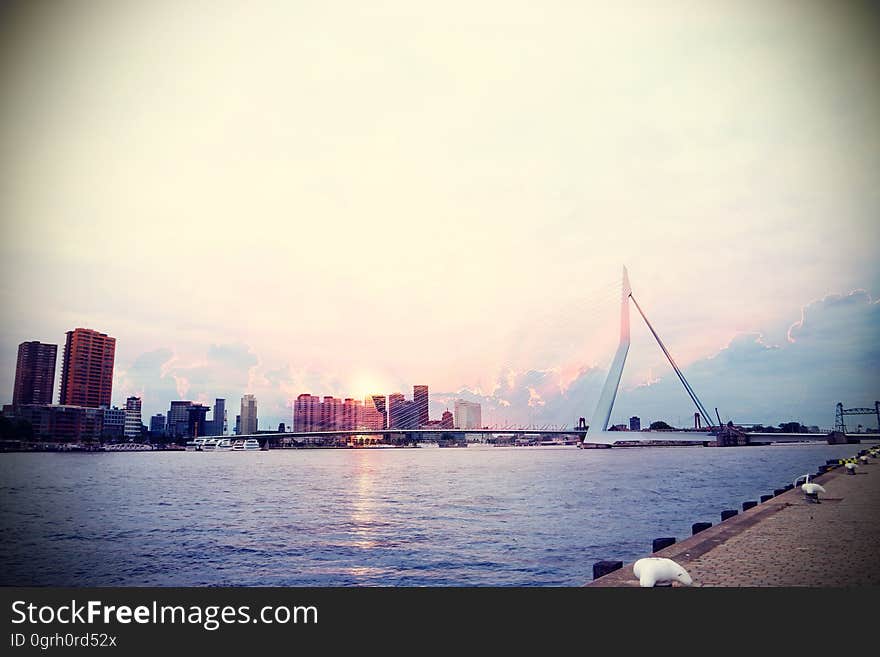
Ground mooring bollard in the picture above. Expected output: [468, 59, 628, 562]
[720, 509, 738, 521]
[593, 560, 623, 580]
[692, 522, 712, 535]
[760, 494, 773, 503]
[652, 537, 676, 553]
[742, 500, 757, 511]
[773, 488, 785, 496]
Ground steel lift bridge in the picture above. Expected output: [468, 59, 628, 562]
[584, 267, 718, 444]
[834, 401, 880, 434]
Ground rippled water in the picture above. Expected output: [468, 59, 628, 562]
[0, 443, 866, 586]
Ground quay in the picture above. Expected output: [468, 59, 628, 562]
[587, 451, 880, 587]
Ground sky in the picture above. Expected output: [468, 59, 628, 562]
[1, 0, 878, 430]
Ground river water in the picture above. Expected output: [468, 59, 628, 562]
[0, 443, 866, 586]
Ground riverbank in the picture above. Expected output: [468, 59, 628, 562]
[587, 448, 880, 586]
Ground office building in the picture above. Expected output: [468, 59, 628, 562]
[187, 404, 210, 438]
[240, 395, 257, 435]
[149, 413, 166, 436]
[13, 341, 57, 406]
[212, 398, 227, 436]
[413, 385, 429, 426]
[167, 401, 193, 438]
[59, 328, 116, 408]
[14, 404, 102, 442]
[454, 399, 482, 429]
[124, 396, 142, 438]
[441, 410, 454, 429]
[100, 405, 126, 439]
[370, 394, 387, 429]
[629, 416, 641, 431]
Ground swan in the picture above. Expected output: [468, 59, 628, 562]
[795, 474, 826, 501]
[632, 557, 693, 587]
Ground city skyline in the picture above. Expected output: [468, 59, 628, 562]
[1, 2, 878, 430]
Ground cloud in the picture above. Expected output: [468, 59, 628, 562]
[434, 289, 880, 430]
[615, 290, 880, 428]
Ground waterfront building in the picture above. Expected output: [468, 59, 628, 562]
[454, 399, 482, 429]
[294, 394, 320, 432]
[58, 328, 116, 408]
[370, 394, 387, 429]
[413, 385, 429, 426]
[293, 393, 384, 432]
[321, 396, 340, 431]
[388, 393, 419, 429]
[240, 394, 257, 435]
[100, 405, 125, 439]
[124, 396, 142, 439]
[149, 413, 166, 436]
[13, 341, 57, 406]
[630, 416, 641, 432]
[388, 393, 405, 429]
[362, 395, 383, 430]
[441, 409, 454, 429]
[167, 401, 193, 438]
[234, 414, 241, 435]
[186, 404, 210, 438]
[212, 398, 227, 436]
[14, 404, 102, 441]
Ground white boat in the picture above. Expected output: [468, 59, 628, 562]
[185, 437, 209, 451]
[232, 439, 262, 451]
[214, 438, 234, 451]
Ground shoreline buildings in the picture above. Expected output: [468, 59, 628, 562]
[59, 328, 116, 408]
[293, 386, 430, 432]
[454, 399, 482, 429]
[240, 394, 257, 435]
[293, 394, 384, 432]
[13, 341, 57, 406]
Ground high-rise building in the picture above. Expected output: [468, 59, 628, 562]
[629, 416, 641, 431]
[413, 385, 429, 426]
[362, 395, 383, 430]
[167, 401, 193, 438]
[59, 328, 116, 408]
[441, 410, 454, 429]
[124, 396, 142, 439]
[240, 394, 257, 435]
[387, 393, 405, 429]
[454, 399, 482, 429]
[187, 404, 209, 438]
[212, 398, 227, 436]
[13, 341, 57, 406]
[234, 414, 241, 435]
[370, 394, 387, 429]
[149, 413, 166, 436]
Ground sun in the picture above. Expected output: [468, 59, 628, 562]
[350, 372, 389, 400]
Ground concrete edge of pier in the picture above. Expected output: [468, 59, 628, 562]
[586, 452, 880, 587]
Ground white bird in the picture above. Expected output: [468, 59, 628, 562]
[632, 557, 693, 588]
[794, 474, 826, 502]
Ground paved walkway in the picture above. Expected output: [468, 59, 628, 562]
[588, 453, 880, 587]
